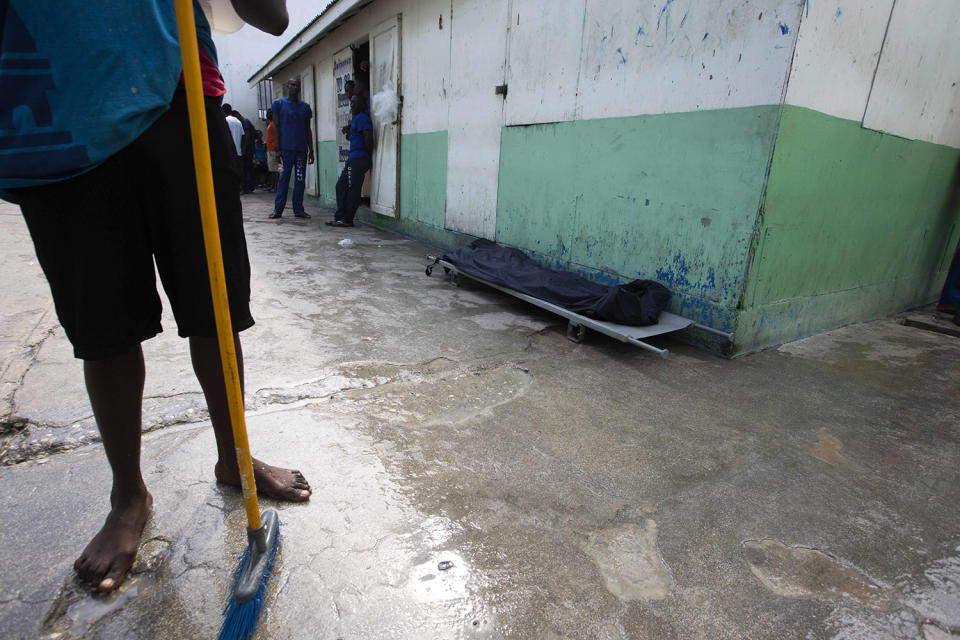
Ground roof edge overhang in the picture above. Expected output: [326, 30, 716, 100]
[247, 0, 373, 84]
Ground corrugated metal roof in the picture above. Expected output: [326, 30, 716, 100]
[247, 0, 373, 84]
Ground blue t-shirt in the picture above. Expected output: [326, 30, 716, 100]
[0, 1, 216, 198]
[348, 112, 373, 159]
[270, 97, 312, 152]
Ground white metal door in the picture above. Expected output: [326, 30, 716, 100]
[504, 0, 584, 125]
[445, 0, 508, 239]
[300, 66, 317, 196]
[369, 15, 401, 218]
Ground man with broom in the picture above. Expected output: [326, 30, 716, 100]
[0, 0, 310, 596]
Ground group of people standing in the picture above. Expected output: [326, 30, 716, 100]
[262, 77, 374, 226]
[218, 76, 375, 225]
[223, 105, 271, 194]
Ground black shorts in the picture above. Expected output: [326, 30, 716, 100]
[12, 89, 254, 360]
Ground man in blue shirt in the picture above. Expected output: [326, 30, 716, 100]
[0, 0, 311, 593]
[270, 78, 313, 219]
[327, 94, 373, 228]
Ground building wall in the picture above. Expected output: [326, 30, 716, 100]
[264, 0, 959, 355]
[735, 0, 960, 354]
[272, 0, 803, 336]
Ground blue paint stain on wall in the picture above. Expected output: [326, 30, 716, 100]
[805, 0, 810, 18]
[657, 0, 676, 37]
[702, 32, 709, 40]
[835, 8, 842, 17]
[778, 22, 790, 34]
[616, 47, 627, 64]
[680, 12, 688, 27]
[634, 25, 645, 45]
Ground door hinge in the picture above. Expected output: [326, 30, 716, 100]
[495, 84, 508, 98]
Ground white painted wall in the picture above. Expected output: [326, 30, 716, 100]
[785, 0, 960, 149]
[862, 0, 960, 148]
[785, 0, 894, 122]
[577, 0, 802, 119]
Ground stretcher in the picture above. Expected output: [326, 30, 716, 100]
[426, 256, 733, 358]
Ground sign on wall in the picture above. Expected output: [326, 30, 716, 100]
[333, 46, 354, 174]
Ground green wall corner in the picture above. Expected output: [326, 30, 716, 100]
[736, 105, 960, 354]
[495, 106, 781, 333]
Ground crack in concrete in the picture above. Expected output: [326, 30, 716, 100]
[1, 306, 56, 424]
[1, 353, 532, 467]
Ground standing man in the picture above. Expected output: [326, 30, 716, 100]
[0, 0, 311, 593]
[270, 78, 313, 219]
[327, 94, 372, 228]
[223, 104, 244, 168]
[265, 109, 279, 192]
[233, 109, 257, 194]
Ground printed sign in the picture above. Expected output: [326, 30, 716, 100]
[333, 47, 353, 172]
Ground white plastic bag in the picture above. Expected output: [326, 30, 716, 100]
[197, 0, 245, 34]
[371, 84, 399, 124]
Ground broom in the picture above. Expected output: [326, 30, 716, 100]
[172, 2, 280, 638]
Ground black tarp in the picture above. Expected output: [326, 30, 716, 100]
[440, 239, 670, 326]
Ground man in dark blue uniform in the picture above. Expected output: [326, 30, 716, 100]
[327, 94, 373, 228]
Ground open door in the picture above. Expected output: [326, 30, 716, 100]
[300, 65, 318, 197]
[368, 15, 400, 218]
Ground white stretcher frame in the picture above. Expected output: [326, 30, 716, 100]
[426, 257, 734, 358]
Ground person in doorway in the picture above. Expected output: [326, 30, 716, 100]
[270, 78, 313, 219]
[265, 109, 279, 192]
[0, 0, 310, 594]
[222, 103, 244, 169]
[233, 109, 257, 193]
[327, 94, 372, 228]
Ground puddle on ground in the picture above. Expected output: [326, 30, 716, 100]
[408, 552, 470, 604]
[798, 428, 849, 466]
[580, 521, 674, 601]
[742, 539, 894, 610]
[41, 538, 170, 638]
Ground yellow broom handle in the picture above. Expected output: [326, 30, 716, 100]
[174, 0, 261, 531]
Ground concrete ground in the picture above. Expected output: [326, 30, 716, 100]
[0, 193, 958, 640]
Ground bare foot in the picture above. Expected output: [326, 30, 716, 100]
[215, 458, 311, 502]
[74, 490, 153, 592]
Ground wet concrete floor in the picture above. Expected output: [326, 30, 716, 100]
[0, 194, 958, 639]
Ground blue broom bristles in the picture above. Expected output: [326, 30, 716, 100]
[218, 529, 281, 640]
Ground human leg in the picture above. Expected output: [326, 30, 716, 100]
[334, 163, 349, 219]
[291, 151, 307, 214]
[273, 150, 294, 215]
[147, 92, 310, 503]
[13, 129, 163, 593]
[190, 335, 311, 501]
[76, 347, 153, 592]
[341, 156, 371, 224]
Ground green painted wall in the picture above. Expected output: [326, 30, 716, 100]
[400, 131, 448, 227]
[359, 130, 460, 248]
[495, 107, 781, 333]
[316, 140, 339, 207]
[737, 105, 960, 354]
